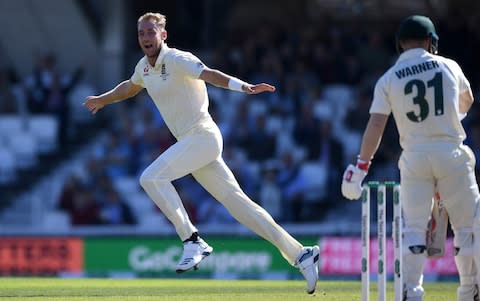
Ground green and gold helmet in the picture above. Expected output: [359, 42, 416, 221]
[396, 15, 439, 54]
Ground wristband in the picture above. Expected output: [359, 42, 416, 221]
[228, 77, 247, 92]
[356, 158, 370, 171]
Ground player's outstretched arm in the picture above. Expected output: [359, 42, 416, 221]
[83, 80, 143, 114]
[199, 68, 275, 95]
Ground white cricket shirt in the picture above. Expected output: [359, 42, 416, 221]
[370, 48, 471, 151]
[131, 44, 211, 138]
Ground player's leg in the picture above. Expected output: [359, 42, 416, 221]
[139, 126, 222, 271]
[439, 206, 476, 301]
[435, 145, 480, 301]
[453, 230, 478, 301]
[192, 157, 302, 262]
[192, 158, 319, 294]
[399, 152, 435, 301]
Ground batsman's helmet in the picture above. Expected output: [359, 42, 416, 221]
[396, 15, 439, 54]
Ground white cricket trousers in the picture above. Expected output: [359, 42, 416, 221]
[399, 144, 480, 299]
[139, 120, 302, 264]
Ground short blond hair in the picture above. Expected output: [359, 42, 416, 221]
[138, 12, 166, 29]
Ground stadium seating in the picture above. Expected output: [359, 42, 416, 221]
[7, 130, 38, 169]
[28, 115, 59, 154]
[0, 148, 16, 184]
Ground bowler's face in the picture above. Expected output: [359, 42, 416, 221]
[138, 19, 166, 60]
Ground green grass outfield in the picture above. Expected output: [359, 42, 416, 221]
[0, 278, 457, 300]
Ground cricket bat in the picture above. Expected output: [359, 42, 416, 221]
[426, 192, 449, 258]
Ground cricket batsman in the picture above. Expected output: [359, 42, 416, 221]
[341, 15, 480, 301]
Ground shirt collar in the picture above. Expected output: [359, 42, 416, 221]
[153, 43, 170, 66]
[396, 48, 429, 63]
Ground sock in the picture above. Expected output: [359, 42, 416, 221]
[183, 232, 199, 243]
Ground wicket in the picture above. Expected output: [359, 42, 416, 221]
[361, 181, 403, 301]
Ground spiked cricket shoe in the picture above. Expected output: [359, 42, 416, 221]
[295, 245, 320, 294]
[176, 238, 213, 273]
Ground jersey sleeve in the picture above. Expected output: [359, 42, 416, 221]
[456, 65, 470, 94]
[369, 74, 391, 115]
[173, 51, 207, 79]
[130, 60, 145, 87]
[445, 58, 470, 94]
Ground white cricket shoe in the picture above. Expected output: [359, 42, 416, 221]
[175, 238, 213, 273]
[295, 245, 320, 294]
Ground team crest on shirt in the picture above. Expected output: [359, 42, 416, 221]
[143, 65, 150, 76]
[160, 63, 169, 80]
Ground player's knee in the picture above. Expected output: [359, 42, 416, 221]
[454, 228, 473, 256]
[473, 215, 480, 234]
[406, 245, 426, 254]
[139, 161, 174, 189]
[403, 230, 426, 255]
[472, 222, 480, 255]
[139, 172, 153, 189]
[139, 170, 170, 189]
[457, 283, 478, 301]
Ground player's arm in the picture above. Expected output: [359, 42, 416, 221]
[199, 67, 275, 94]
[341, 113, 389, 200]
[459, 88, 474, 115]
[84, 80, 143, 114]
[358, 113, 389, 162]
[454, 59, 474, 118]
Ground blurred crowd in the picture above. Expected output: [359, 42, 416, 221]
[0, 54, 83, 148]
[2, 16, 480, 226]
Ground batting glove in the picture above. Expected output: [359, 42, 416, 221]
[341, 159, 370, 200]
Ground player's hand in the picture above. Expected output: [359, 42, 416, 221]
[83, 96, 105, 115]
[243, 83, 276, 94]
[341, 160, 369, 200]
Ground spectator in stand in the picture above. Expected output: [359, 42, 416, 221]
[58, 174, 82, 211]
[237, 114, 277, 162]
[275, 79, 299, 117]
[58, 175, 102, 225]
[99, 187, 136, 225]
[98, 131, 132, 180]
[343, 54, 365, 86]
[45, 72, 71, 147]
[259, 162, 283, 221]
[357, 32, 392, 76]
[0, 69, 20, 113]
[312, 120, 344, 210]
[344, 87, 372, 134]
[293, 100, 320, 160]
[24, 53, 83, 148]
[276, 148, 303, 221]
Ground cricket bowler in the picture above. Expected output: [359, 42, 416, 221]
[83, 12, 320, 294]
